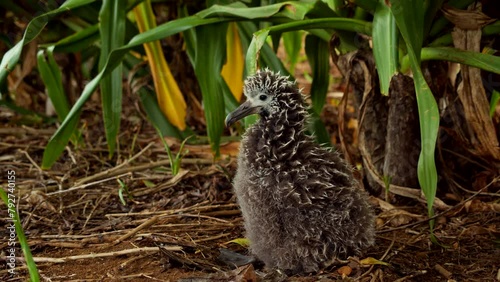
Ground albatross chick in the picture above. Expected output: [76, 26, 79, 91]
[225, 69, 375, 275]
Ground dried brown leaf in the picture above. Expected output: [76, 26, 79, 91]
[443, 4, 496, 30]
[451, 7, 500, 160]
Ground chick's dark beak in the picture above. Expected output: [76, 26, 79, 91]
[225, 100, 259, 127]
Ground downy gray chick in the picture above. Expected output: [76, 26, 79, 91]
[225, 69, 375, 275]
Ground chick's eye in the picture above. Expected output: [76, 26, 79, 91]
[259, 94, 267, 101]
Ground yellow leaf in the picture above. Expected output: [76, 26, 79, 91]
[359, 257, 391, 266]
[133, 0, 186, 130]
[221, 22, 244, 102]
[224, 238, 250, 247]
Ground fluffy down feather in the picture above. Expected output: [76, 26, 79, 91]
[229, 69, 375, 274]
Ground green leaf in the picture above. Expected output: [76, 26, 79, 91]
[0, 0, 96, 91]
[0, 188, 40, 281]
[283, 31, 303, 73]
[246, 29, 271, 75]
[360, 257, 391, 266]
[490, 90, 500, 118]
[306, 0, 360, 53]
[352, 0, 378, 13]
[194, 23, 228, 157]
[246, 18, 372, 75]
[429, 21, 500, 47]
[197, 1, 315, 20]
[423, 0, 445, 38]
[37, 47, 81, 168]
[238, 21, 289, 77]
[51, 24, 100, 53]
[42, 14, 225, 168]
[305, 35, 330, 115]
[37, 46, 69, 120]
[326, 0, 348, 16]
[309, 112, 331, 146]
[305, 34, 331, 145]
[372, 1, 398, 95]
[99, 0, 126, 156]
[401, 47, 500, 74]
[179, 5, 197, 65]
[390, 0, 439, 222]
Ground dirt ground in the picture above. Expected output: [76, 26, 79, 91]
[1, 57, 500, 281]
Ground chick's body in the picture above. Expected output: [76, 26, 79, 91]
[228, 70, 375, 274]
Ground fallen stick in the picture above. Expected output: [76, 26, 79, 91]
[21, 246, 182, 263]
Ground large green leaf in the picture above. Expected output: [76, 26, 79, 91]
[194, 23, 228, 157]
[0, 0, 96, 92]
[42, 15, 226, 168]
[197, 1, 315, 20]
[429, 21, 500, 47]
[179, 5, 197, 65]
[246, 18, 372, 75]
[372, 1, 398, 95]
[401, 47, 500, 74]
[51, 24, 100, 53]
[423, 0, 446, 38]
[237, 21, 289, 77]
[283, 31, 303, 73]
[99, 0, 126, 156]
[38, 46, 81, 168]
[390, 0, 439, 223]
[305, 34, 331, 145]
[305, 35, 330, 115]
[37, 46, 70, 120]
[352, 0, 378, 13]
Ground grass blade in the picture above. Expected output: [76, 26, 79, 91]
[0, 188, 40, 281]
[372, 1, 398, 95]
[99, 0, 126, 156]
